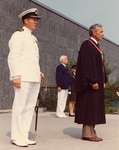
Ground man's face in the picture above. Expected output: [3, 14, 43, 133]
[63, 57, 68, 65]
[24, 17, 39, 31]
[93, 27, 104, 41]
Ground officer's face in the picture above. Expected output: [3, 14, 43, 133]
[24, 18, 39, 31]
[93, 27, 104, 42]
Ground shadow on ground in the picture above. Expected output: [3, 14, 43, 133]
[63, 127, 82, 139]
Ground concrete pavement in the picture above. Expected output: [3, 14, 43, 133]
[0, 112, 119, 150]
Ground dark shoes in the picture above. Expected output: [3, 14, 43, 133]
[82, 136, 103, 142]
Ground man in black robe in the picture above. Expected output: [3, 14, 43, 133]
[75, 24, 107, 142]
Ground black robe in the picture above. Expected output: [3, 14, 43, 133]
[75, 39, 107, 125]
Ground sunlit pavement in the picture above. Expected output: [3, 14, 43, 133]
[0, 112, 119, 150]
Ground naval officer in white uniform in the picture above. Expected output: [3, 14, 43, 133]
[8, 8, 44, 147]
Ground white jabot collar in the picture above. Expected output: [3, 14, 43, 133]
[61, 63, 66, 67]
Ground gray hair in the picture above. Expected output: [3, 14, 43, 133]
[89, 24, 103, 36]
[59, 55, 68, 63]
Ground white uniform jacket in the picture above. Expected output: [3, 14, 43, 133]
[8, 26, 41, 82]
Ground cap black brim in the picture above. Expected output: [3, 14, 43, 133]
[30, 15, 42, 19]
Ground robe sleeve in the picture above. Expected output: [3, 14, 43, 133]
[76, 41, 99, 92]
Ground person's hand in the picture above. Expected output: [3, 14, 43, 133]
[12, 78, 21, 88]
[104, 83, 106, 88]
[92, 83, 99, 90]
[58, 87, 62, 92]
[116, 91, 119, 97]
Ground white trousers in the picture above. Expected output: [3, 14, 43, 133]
[56, 89, 68, 116]
[11, 82, 40, 142]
